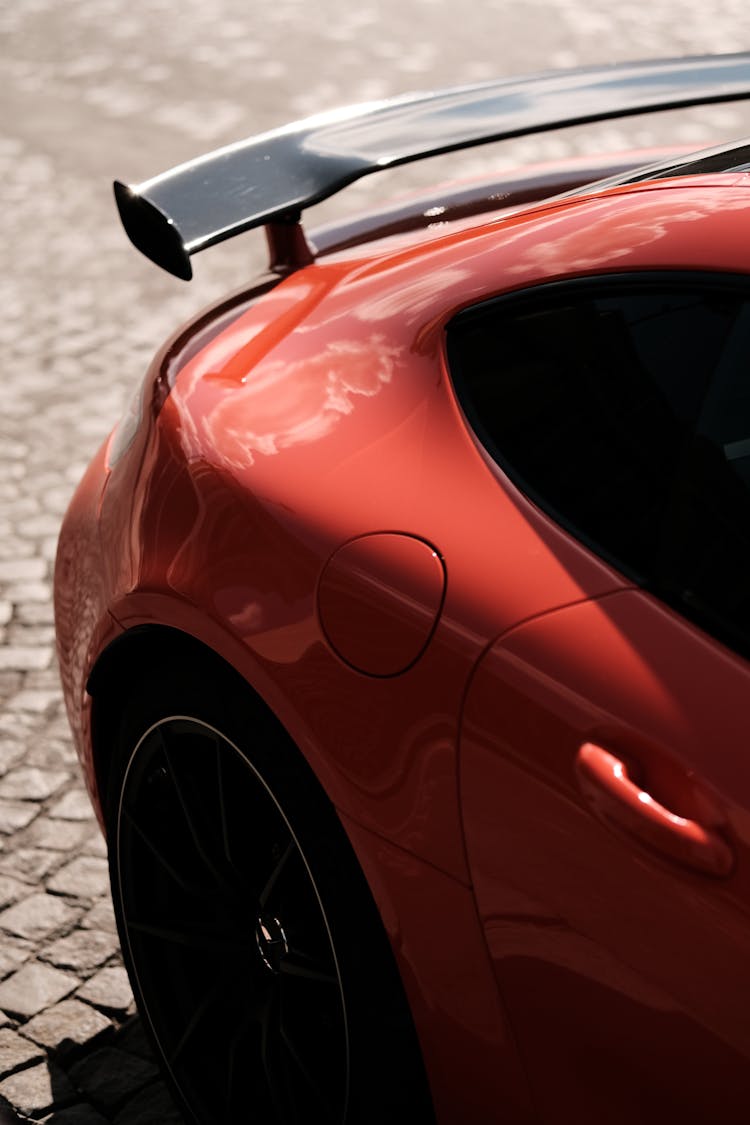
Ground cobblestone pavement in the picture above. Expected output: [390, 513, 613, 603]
[3, 1, 750, 1120]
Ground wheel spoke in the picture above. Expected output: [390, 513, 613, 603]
[280, 1023, 339, 1122]
[168, 983, 221, 1068]
[127, 918, 246, 955]
[286, 942, 329, 966]
[215, 737, 240, 879]
[261, 994, 297, 1123]
[259, 838, 295, 909]
[224, 1008, 257, 1122]
[121, 807, 205, 897]
[279, 957, 337, 986]
[159, 735, 235, 894]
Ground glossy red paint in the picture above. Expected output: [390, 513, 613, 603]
[55, 172, 750, 1121]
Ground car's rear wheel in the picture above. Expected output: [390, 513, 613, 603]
[106, 668, 433, 1125]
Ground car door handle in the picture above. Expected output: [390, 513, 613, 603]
[576, 742, 733, 877]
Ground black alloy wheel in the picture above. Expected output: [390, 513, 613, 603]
[116, 716, 348, 1124]
[107, 665, 434, 1125]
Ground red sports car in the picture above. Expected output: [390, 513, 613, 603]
[55, 54, 750, 1124]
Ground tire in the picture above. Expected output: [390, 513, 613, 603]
[105, 664, 434, 1125]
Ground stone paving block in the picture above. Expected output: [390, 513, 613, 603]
[41, 930, 120, 974]
[21, 819, 91, 852]
[0, 717, 36, 743]
[22, 999, 112, 1055]
[0, 744, 24, 776]
[0, 560, 46, 583]
[0, 893, 80, 942]
[0, 497, 37, 521]
[0, 1029, 44, 1079]
[42, 720, 76, 744]
[24, 636, 55, 664]
[80, 901, 117, 936]
[0, 540, 32, 565]
[17, 515, 60, 539]
[47, 858, 109, 900]
[0, 768, 69, 802]
[0, 938, 32, 983]
[4, 584, 52, 606]
[0, 801, 38, 835]
[68, 1049, 157, 1114]
[47, 791, 96, 823]
[0, 963, 79, 1019]
[15, 603, 54, 626]
[81, 834, 107, 859]
[0, 1061, 75, 1118]
[0, 877, 31, 912]
[6, 690, 60, 716]
[0, 678, 22, 707]
[113, 1080, 183, 1125]
[0, 849, 61, 884]
[76, 969, 133, 1015]
[0, 648, 51, 672]
[24, 742, 77, 771]
[7, 625, 56, 647]
[4, 688, 61, 715]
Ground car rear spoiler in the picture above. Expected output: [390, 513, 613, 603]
[114, 53, 750, 280]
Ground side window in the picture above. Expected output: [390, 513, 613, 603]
[447, 276, 750, 657]
[661, 300, 750, 653]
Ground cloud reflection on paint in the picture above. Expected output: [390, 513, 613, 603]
[185, 333, 404, 469]
[352, 265, 475, 325]
[502, 188, 750, 279]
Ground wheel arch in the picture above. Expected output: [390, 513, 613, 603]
[87, 624, 286, 826]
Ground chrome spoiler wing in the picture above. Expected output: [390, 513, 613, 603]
[114, 53, 750, 279]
